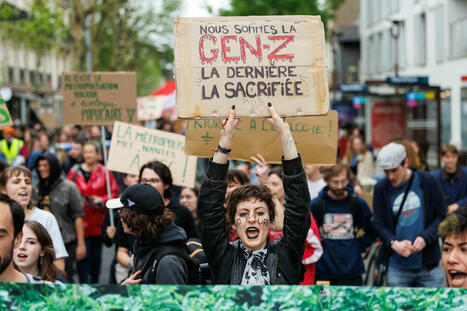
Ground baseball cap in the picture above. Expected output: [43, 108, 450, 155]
[106, 183, 165, 215]
[377, 142, 407, 170]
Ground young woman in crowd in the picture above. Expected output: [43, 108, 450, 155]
[14, 221, 66, 283]
[344, 135, 374, 181]
[0, 166, 68, 271]
[179, 185, 200, 226]
[67, 140, 119, 283]
[138, 161, 197, 239]
[439, 207, 467, 288]
[198, 104, 311, 285]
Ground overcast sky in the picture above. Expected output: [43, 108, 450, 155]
[180, 0, 230, 17]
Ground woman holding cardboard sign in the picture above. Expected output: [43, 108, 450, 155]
[197, 103, 311, 285]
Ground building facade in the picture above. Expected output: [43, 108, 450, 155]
[359, 0, 467, 157]
[0, 0, 71, 126]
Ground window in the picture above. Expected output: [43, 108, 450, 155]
[398, 22, 406, 69]
[47, 74, 52, 87]
[19, 69, 25, 85]
[450, 18, 467, 58]
[384, 30, 392, 72]
[8, 67, 14, 84]
[415, 13, 427, 66]
[441, 89, 451, 145]
[376, 33, 383, 73]
[367, 35, 374, 74]
[29, 71, 35, 85]
[462, 87, 467, 149]
[367, 0, 373, 26]
[435, 5, 444, 63]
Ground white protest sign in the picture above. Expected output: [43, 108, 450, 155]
[137, 96, 164, 121]
[108, 121, 197, 188]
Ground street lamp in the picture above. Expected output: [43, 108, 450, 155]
[390, 20, 401, 77]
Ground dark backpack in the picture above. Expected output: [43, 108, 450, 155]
[315, 194, 360, 237]
[141, 238, 211, 285]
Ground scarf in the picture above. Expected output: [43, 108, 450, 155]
[240, 243, 270, 285]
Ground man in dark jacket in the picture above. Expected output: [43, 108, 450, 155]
[311, 164, 374, 285]
[373, 142, 446, 287]
[107, 183, 188, 284]
[35, 152, 85, 283]
[432, 143, 467, 214]
[197, 104, 310, 285]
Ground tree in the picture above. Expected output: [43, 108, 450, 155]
[215, 0, 345, 34]
[0, 0, 67, 69]
[71, 0, 181, 95]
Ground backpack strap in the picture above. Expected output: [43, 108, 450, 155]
[316, 196, 326, 237]
[142, 244, 189, 284]
[350, 194, 359, 234]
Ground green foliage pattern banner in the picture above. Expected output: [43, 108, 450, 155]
[1, 283, 466, 310]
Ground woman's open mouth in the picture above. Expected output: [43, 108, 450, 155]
[448, 270, 467, 287]
[246, 227, 259, 239]
[16, 253, 28, 262]
[17, 191, 29, 200]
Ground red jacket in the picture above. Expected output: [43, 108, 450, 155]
[67, 164, 119, 237]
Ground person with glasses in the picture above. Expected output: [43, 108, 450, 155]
[138, 161, 197, 239]
[310, 163, 375, 285]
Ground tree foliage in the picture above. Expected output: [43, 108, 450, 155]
[71, 0, 181, 95]
[217, 0, 346, 34]
[0, 0, 67, 65]
[0, 0, 180, 95]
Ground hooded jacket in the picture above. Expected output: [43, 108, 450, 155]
[132, 222, 188, 284]
[35, 152, 84, 244]
[198, 155, 311, 285]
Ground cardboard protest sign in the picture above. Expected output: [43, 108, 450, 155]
[185, 110, 338, 165]
[174, 15, 329, 119]
[0, 97, 13, 129]
[108, 121, 197, 188]
[137, 96, 164, 121]
[62, 72, 137, 125]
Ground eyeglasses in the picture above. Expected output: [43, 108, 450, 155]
[140, 178, 161, 184]
[328, 179, 349, 186]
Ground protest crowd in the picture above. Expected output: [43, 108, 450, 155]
[0, 105, 465, 291]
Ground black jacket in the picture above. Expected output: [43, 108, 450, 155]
[132, 222, 188, 284]
[198, 155, 311, 284]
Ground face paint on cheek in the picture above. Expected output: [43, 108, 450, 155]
[257, 217, 270, 226]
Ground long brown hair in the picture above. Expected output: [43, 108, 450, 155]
[0, 166, 34, 209]
[345, 135, 367, 164]
[119, 208, 174, 242]
[23, 220, 66, 282]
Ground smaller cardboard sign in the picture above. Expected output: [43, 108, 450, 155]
[185, 110, 338, 165]
[62, 72, 137, 126]
[108, 121, 197, 188]
[137, 96, 164, 121]
[0, 97, 13, 129]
